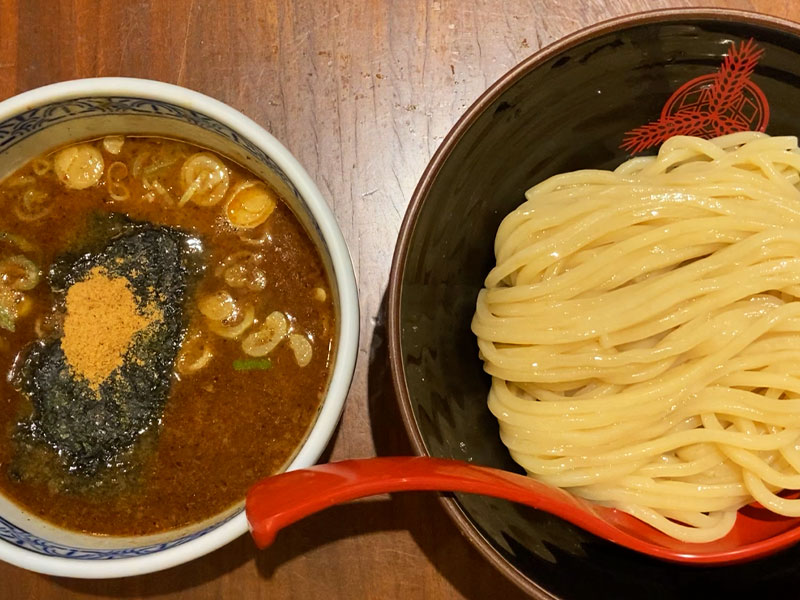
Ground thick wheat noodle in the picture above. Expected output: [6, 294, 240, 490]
[472, 132, 800, 542]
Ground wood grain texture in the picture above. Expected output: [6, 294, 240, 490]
[0, 1, 795, 598]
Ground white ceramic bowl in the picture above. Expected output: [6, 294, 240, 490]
[0, 78, 359, 578]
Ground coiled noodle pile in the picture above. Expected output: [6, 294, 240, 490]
[472, 132, 800, 542]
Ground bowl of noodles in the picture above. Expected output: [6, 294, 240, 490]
[0, 78, 359, 578]
[389, 8, 800, 600]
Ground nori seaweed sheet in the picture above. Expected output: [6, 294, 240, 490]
[14, 216, 202, 476]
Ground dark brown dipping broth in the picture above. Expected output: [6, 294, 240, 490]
[0, 137, 335, 535]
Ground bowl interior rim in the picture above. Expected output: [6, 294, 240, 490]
[387, 7, 800, 599]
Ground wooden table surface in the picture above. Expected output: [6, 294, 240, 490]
[0, 0, 795, 598]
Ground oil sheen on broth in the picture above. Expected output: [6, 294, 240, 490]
[0, 136, 334, 535]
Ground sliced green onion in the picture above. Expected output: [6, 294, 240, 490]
[233, 357, 272, 371]
[0, 287, 16, 332]
[0, 232, 35, 252]
[0, 255, 39, 291]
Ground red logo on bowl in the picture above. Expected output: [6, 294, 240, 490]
[621, 39, 769, 154]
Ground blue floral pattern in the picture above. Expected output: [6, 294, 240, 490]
[0, 96, 300, 198]
[0, 511, 240, 559]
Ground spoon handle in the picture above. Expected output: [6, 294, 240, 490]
[245, 456, 598, 548]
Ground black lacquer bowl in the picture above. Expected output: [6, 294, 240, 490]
[388, 8, 800, 600]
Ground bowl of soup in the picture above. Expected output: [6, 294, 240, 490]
[0, 77, 359, 578]
[388, 8, 800, 600]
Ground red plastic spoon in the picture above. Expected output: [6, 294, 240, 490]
[245, 456, 800, 565]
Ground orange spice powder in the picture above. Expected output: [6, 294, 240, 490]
[61, 266, 159, 388]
